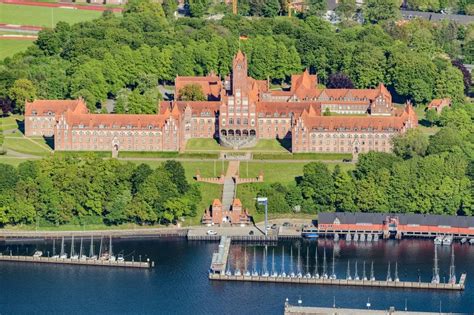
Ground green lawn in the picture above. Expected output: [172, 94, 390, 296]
[0, 156, 40, 166]
[185, 138, 221, 151]
[0, 4, 102, 27]
[238, 161, 354, 184]
[0, 39, 35, 59]
[3, 136, 52, 156]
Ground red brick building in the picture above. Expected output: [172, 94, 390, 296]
[24, 51, 418, 154]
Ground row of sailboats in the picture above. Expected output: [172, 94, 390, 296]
[48, 236, 123, 262]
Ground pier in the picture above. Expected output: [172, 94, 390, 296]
[284, 304, 464, 315]
[209, 273, 465, 290]
[0, 254, 152, 268]
[208, 236, 467, 291]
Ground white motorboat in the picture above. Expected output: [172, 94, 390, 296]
[234, 269, 241, 276]
[460, 237, 467, 244]
[60, 254, 68, 259]
[442, 235, 453, 246]
[117, 254, 124, 262]
[354, 234, 359, 242]
[51, 255, 60, 259]
[33, 251, 43, 258]
[70, 255, 79, 260]
[109, 255, 116, 262]
[469, 238, 474, 245]
[367, 234, 373, 242]
[434, 236, 443, 245]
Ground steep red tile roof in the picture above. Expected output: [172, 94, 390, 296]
[175, 73, 222, 100]
[257, 101, 321, 117]
[427, 98, 451, 110]
[67, 113, 167, 129]
[25, 99, 88, 116]
[161, 101, 221, 116]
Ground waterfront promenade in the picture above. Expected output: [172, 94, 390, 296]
[284, 304, 465, 315]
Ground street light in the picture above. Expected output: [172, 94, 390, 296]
[256, 197, 268, 236]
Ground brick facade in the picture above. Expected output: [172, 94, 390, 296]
[24, 51, 418, 153]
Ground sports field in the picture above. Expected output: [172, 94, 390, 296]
[0, 4, 102, 27]
[0, 39, 35, 59]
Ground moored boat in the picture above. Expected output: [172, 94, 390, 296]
[301, 227, 318, 239]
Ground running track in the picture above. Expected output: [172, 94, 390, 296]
[0, 0, 123, 12]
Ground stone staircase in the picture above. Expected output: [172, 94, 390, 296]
[222, 161, 239, 210]
[219, 136, 257, 149]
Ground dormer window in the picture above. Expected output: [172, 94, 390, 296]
[32, 110, 37, 116]
[48, 111, 53, 116]
[148, 125, 153, 129]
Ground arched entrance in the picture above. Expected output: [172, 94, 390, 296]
[235, 130, 241, 137]
[242, 130, 249, 137]
[228, 129, 234, 136]
[250, 129, 256, 136]
[221, 129, 227, 136]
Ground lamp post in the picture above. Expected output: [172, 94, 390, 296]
[257, 197, 268, 236]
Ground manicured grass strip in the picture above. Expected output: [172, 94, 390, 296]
[0, 156, 40, 166]
[119, 151, 218, 159]
[53, 151, 112, 158]
[252, 152, 352, 160]
[185, 138, 221, 151]
[0, 4, 102, 27]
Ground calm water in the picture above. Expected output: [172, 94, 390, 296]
[0, 238, 473, 314]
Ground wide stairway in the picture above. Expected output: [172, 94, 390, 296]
[222, 161, 239, 210]
[220, 136, 257, 149]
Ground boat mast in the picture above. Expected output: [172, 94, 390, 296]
[314, 247, 319, 277]
[79, 237, 83, 258]
[449, 246, 456, 284]
[109, 236, 113, 257]
[281, 246, 285, 275]
[290, 247, 294, 275]
[89, 235, 94, 258]
[52, 238, 56, 256]
[362, 261, 367, 280]
[244, 247, 248, 275]
[432, 245, 440, 284]
[99, 236, 103, 257]
[386, 262, 392, 282]
[60, 237, 65, 256]
[354, 261, 359, 280]
[370, 261, 375, 281]
[306, 247, 310, 276]
[346, 260, 351, 280]
[331, 248, 336, 279]
[272, 248, 275, 276]
[253, 247, 257, 274]
[297, 246, 301, 275]
[262, 246, 268, 275]
[70, 235, 75, 257]
[322, 248, 327, 278]
[394, 261, 399, 282]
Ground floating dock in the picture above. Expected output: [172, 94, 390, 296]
[0, 254, 152, 269]
[208, 273, 465, 290]
[208, 237, 466, 291]
[284, 304, 464, 315]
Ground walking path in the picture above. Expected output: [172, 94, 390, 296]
[222, 161, 239, 210]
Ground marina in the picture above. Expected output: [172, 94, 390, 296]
[0, 235, 154, 269]
[209, 237, 467, 291]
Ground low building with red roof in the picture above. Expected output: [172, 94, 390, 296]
[427, 98, 451, 113]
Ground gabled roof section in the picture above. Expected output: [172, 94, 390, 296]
[25, 99, 89, 116]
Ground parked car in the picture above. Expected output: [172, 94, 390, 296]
[271, 224, 278, 229]
[207, 230, 217, 235]
[249, 230, 254, 235]
[282, 222, 291, 227]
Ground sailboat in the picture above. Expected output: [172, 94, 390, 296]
[386, 262, 392, 282]
[261, 246, 269, 277]
[354, 261, 360, 280]
[60, 236, 67, 259]
[252, 247, 258, 277]
[431, 245, 440, 284]
[304, 247, 311, 278]
[108, 236, 116, 262]
[362, 261, 367, 281]
[394, 261, 400, 282]
[89, 235, 97, 260]
[296, 246, 302, 278]
[370, 261, 375, 281]
[322, 248, 328, 279]
[280, 246, 287, 277]
[313, 247, 319, 279]
[244, 247, 250, 276]
[329, 249, 336, 280]
[79, 237, 87, 260]
[289, 247, 295, 278]
[271, 249, 278, 277]
[70, 235, 79, 260]
[346, 260, 352, 280]
[448, 246, 456, 284]
[52, 238, 59, 259]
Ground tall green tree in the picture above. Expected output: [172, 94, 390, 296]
[7, 79, 36, 113]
